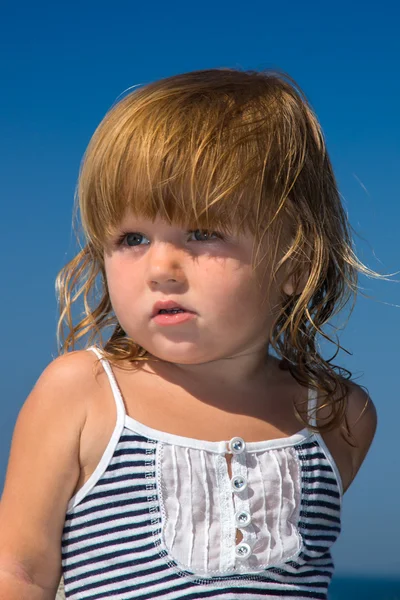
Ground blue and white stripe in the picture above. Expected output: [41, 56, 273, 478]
[61, 432, 341, 599]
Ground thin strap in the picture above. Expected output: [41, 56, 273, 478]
[87, 346, 126, 424]
[307, 386, 318, 428]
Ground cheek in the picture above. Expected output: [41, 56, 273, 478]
[200, 262, 264, 313]
[104, 258, 141, 313]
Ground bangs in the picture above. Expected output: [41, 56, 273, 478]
[77, 69, 317, 250]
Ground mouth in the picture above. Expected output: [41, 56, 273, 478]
[157, 308, 186, 315]
[151, 300, 194, 318]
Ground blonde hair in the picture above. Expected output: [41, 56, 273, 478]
[56, 67, 385, 434]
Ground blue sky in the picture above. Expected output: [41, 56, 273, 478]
[1, 0, 399, 578]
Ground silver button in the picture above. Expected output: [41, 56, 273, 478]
[235, 542, 252, 559]
[228, 436, 246, 454]
[235, 509, 251, 528]
[231, 475, 247, 493]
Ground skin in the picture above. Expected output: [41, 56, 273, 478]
[103, 212, 295, 391]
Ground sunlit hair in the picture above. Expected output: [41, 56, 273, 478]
[56, 67, 386, 436]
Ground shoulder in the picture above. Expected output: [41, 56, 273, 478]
[13, 349, 104, 457]
[15, 348, 104, 458]
[35, 347, 100, 390]
[342, 380, 377, 480]
[321, 378, 377, 494]
[30, 348, 109, 408]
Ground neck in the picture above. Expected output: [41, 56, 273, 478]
[147, 344, 277, 394]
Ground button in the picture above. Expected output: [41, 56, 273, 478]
[235, 542, 252, 559]
[231, 475, 247, 493]
[228, 436, 246, 454]
[235, 509, 251, 528]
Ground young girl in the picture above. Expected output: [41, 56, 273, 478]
[0, 68, 378, 600]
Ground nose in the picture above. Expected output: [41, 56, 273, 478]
[146, 242, 186, 287]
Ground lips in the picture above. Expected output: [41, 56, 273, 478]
[151, 300, 193, 318]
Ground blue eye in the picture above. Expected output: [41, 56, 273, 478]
[115, 232, 149, 247]
[125, 233, 148, 246]
[188, 230, 221, 242]
[115, 229, 222, 248]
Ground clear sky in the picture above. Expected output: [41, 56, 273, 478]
[1, 0, 399, 578]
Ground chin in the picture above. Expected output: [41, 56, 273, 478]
[145, 342, 218, 365]
[153, 351, 208, 365]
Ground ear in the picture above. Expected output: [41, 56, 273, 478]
[282, 267, 310, 296]
[275, 207, 312, 297]
[281, 247, 311, 297]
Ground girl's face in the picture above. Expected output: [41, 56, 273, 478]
[103, 213, 287, 369]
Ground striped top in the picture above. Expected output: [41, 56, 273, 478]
[61, 347, 343, 599]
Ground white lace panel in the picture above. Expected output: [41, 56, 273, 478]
[158, 443, 302, 576]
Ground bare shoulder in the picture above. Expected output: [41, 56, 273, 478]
[35, 347, 100, 389]
[0, 349, 99, 592]
[343, 379, 377, 479]
[29, 348, 112, 423]
[12, 349, 101, 453]
[321, 378, 377, 494]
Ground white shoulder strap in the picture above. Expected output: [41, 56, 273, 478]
[307, 386, 318, 428]
[87, 346, 126, 425]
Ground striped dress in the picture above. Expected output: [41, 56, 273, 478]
[61, 347, 342, 599]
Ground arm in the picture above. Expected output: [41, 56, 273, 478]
[344, 382, 378, 489]
[0, 352, 91, 599]
[0, 568, 55, 600]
